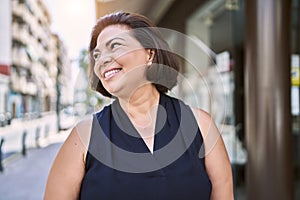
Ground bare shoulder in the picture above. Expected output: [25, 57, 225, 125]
[70, 115, 94, 159]
[191, 107, 234, 199]
[190, 107, 211, 119]
[190, 107, 219, 139]
[74, 116, 94, 140]
[44, 116, 94, 199]
[190, 107, 225, 157]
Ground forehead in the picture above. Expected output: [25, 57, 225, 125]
[97, 24, 133, 44]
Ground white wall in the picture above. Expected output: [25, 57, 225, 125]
[0, 0, 11, 114]
[0, 74, 9, 113]
[0, 0, 12, 65]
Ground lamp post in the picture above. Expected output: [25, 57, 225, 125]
[56, 56, 61, 131]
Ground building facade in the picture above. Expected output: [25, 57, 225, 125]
[0, 0, 12, 126]
[0, 0, 72, 128]
[10, 0, 56, 119]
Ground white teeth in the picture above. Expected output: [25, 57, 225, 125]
[104, 69, 121, 78]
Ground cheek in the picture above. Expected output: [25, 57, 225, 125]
[93, 63, 102, 79]
[114, 50, 147, 68]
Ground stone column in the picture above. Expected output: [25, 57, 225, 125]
[245, 0, 294, 199]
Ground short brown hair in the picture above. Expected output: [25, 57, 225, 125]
[89, 12, 180, 98]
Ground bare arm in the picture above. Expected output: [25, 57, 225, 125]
[192, 108, 234, 200]
[44, 119, 92, 200]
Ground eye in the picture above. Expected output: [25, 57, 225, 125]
[110, 42, 121, 50]
[93, 51, 101, 61]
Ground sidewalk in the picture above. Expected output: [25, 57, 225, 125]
[0, 112, 58, 154]
[0, 131, 69, 200]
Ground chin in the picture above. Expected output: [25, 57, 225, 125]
[104, 85, 121, 97]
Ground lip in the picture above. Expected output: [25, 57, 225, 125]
[101, 67, 122, 80]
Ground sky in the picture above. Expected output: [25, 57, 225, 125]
[43, 0, 96, 59]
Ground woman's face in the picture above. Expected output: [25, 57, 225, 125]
[93, 24, 151, 97]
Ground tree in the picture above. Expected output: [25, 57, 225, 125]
[77, 49, 103, 113]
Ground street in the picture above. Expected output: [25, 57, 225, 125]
[0, 112, 76, 200]
[0, 142, 63, 200]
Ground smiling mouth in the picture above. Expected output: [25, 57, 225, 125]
[103, 68, 122, 79]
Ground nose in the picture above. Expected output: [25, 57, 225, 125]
[98, 53, 113, 68]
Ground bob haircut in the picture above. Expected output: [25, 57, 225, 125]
[89, 12, 180, 98]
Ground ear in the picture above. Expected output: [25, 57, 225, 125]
[146, 49, 155, 62]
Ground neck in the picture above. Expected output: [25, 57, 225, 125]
[118, 84, 160, 118]
[119, 85, 160, 153]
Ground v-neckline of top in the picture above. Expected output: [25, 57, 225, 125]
[111, 93, 163, 154]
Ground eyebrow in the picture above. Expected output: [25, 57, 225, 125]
[93, 37, 126, 53]
[105, 37, 125, 47]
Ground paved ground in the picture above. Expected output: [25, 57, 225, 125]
[0, 143, 62, 200]
[0, 129, 69, 200]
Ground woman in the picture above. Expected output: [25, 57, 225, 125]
[44, 12, 233, 200]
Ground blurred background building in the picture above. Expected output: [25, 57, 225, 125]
[10, 0, 55, 118]
[0, 0, 74, 130]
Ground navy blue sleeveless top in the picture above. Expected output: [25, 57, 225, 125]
[80, 93, 212, 199]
